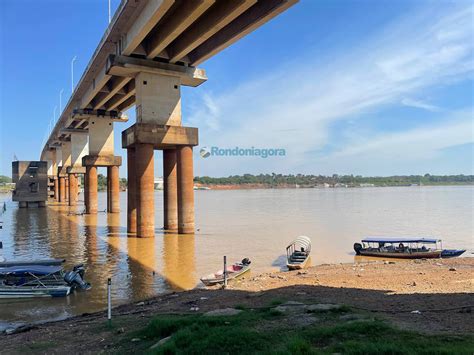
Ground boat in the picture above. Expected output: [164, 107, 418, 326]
[354, 237, 465, 259]
[0, 262, 91, 298]
[0, 258, 66, 267]
[441, 249, 466, 258]
[200, 258, 251, 286]
[286, 236, 311, 270]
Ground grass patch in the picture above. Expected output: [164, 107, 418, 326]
[125, 309, 474, 354]
[26, 341, 57, 351]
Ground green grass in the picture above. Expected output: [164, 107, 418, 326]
[124, 308, 474, 354]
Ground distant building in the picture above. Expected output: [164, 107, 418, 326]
[359, 183, 375, 187]
[12, 161, 48, 208]
[154, 177, 163, 190]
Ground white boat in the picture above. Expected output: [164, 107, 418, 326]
[286, 236, 311, 270]
[200, 259, 251, 286]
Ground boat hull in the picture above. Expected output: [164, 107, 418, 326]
[441, 249, 466, 258]
[0, 285, 71, 298]
[358, 250, 442, 259]
[200, 266, 250, 286]
[287, 257, 310, 270]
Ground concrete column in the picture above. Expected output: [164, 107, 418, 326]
[163, 149, 178, 231]
[59, 176, 66, 203]
[107, 166, 120, 213]
[107, 170, 111, 212]
[54, 178, 59, 201]
[135, 144, 154, 237]
[127, 148, 137, 234]
[85, 166, 98, 214]
[84, 173, 89, 210]
[65, 177, 70, 201]
[177, 146, 194, 234]
[19, 201, 27, 208]
[68, 174, 77, 206]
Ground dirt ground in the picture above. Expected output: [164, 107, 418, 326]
[0, 257, 472, 353]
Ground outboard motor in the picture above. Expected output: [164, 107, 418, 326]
[64, 264, 91, 290]
[353, 243, 363, 255]
[241, 258, 251, 265]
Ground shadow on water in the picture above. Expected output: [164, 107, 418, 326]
[271, 255, 288, 271]
[1, 199, 199, 327]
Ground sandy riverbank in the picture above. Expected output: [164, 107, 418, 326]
[0, 257, 472, 352]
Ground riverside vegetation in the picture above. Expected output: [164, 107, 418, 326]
[194, 173, 473, 188]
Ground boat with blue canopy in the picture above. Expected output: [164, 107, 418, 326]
[354, 237, 465, 259]
[0, 262, 91, 298]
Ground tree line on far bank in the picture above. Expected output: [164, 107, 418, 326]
[193, 174, 473, 187]
[2, 173, 472, 189]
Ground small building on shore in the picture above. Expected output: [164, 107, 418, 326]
[12, 161, 48, 207]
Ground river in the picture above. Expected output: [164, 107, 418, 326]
[0, 186, 472, 329]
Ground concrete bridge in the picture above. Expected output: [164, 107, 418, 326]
[40, 0, 297, 237]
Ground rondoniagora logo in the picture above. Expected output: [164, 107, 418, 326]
[200, 146, 286, 159]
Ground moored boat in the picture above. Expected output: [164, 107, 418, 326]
[200, 258, 251, 286]
[286, 236, 311, 270]
[353, 237, 464, 259]
[0, 262, 91, 298]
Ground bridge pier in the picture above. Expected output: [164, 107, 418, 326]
[68, 173, 77, 206]
[177, 146, 194, 234]
[107, 165, 120, 213]
[123, 124, 198, 237]
[127, 148, 137, 234]
[135, 143, 155, 238]
[82, 155, 122, 214]
[163, 149, 178, 231]
[85, 166, 98, 214]
[53, 177, 59, 201]
[65, 177, 69, 202]
[58, 175, 66, 202]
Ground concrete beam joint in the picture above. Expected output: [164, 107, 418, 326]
[122, 123, 198, 149]
[82, 155, 122, 167]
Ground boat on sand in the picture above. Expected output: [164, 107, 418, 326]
[200, 258, 251, 286]
[354, 237, 465, 259]
[286, 236, 311, 270]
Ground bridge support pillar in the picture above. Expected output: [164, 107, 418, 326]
[163, 149, 178, 231]
[107, 166, 120, 213]
[65, 177, 69, 201]
[58, 176, 66, 202]
[127, 148, 137, 234]
[135, 144, 155, 238]
[122, 124, 198, 236]
[82, 155, 122, 214]
[68, 174, 77, 206]
[177, 146, 194, 234]
[85, 166, 98, 214]
[53, 177, 59, 201]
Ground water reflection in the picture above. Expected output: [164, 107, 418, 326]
[126, 236, 158, 299]
[0, 186, 472, 328]
[162, 233, 196, 291]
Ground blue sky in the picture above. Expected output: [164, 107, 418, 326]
[0, 0, 473, 178]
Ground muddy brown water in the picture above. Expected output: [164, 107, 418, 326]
[0, 186, 472, 329]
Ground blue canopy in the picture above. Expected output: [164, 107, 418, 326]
[0, 265, 63, 276]
[361, 237, 440, 244]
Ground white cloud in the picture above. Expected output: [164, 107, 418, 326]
[400, 98, 441, 112]
[188, 4, 473, 176]
[327, 110, 473, 161]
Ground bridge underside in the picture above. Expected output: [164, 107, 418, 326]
[41, 0, 298, 237]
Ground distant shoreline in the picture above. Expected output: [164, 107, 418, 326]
[194, 183, 474, 190]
